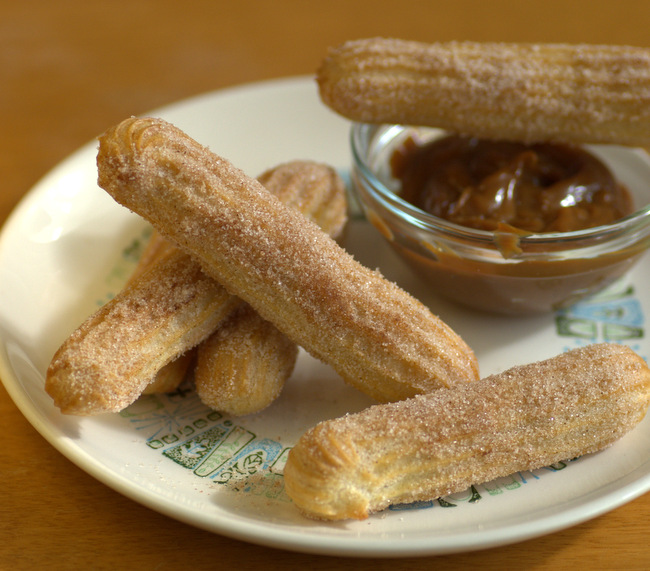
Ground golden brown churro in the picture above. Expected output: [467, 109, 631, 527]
[46, 249, 240, 415]
[283, 343, 650, 520]
[126, 229, 176, 283]
[195, 304, 298, 416]
[147, 161, 347, 401]
[255, 157, 348, 239]
[317, 38, 650, 146]
[143, 352, 195, 395]
[97, 117, 479, 403]
[141, 160, 348, 402]
[46, 159, 348, 415]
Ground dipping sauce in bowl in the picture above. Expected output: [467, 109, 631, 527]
[391, 135, 634, 233]
[351, 124, 650, 315]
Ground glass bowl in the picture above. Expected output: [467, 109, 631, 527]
[350, 124, 650, 315]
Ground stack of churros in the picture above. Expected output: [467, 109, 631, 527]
[46, 158, 350, 415]
[45, 37, 650, 520]
[94, 117, 480, 405]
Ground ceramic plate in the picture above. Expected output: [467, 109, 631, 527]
[1, 77, 650, 557]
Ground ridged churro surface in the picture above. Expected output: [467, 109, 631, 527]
[139, 160, 348, 400]
[142, 351, 195, 395]
[318, 38, 650, 146]
[196, 304, 298, 416]
[256, 159, 348, 240]
[126, 230, 195, 396]
[45, 250, 240, 415]
[97, 117, 479, 403]
[126, 229, 176, 284]
[284, 343, 650, 520]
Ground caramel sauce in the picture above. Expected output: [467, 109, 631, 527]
[391, 135, 634, 233]
[379, 135, 643, 314]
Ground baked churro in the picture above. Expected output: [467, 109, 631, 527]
[126, 229, 176, 283]
[46, 159, 348, 415]
[145, 160, 348, 401]
[195, 304, 298, 416]
[317, 38, 650, 146]
[255, 156, 348, 239]
[46, 249, 240, 415]
[97, 117, 479, 403]
[284, 343, 650, 520]
[143, 351, 195, 395]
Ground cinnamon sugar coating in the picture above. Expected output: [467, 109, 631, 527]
[195, 304, 298, 416]
[140, 160, 348, 401]
[126, 230, 196, 396]
[318, 38, 650, 146]
[284, 343, 650, 520]
[46, 249, 239, 415]
[97, 117, 479, 403]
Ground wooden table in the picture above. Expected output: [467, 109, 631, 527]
[2, 1, 650, 569]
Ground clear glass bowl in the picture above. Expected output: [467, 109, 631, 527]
[350, 124, 650, 315]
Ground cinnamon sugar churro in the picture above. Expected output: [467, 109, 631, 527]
[97, 117, 479, 403]
[126, 229, 176, 284]
[46, 249, 239, 415]
[195, 304, 298, 416]
[317, 38, 650, 146]
[284, 343, 650, 520]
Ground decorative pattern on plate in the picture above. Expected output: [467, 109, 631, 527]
[556, 281, 646, 358]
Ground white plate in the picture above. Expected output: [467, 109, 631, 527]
[1, 76, 650, 557]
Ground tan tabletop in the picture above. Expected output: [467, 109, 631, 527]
[2, 1, 650, 569]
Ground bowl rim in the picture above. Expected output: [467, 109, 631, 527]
[350, 122, 650, 246]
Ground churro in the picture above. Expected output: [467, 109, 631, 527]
[317, 38, 650, 146]
[283, 343, 650, 520]
[46, 159, 348, 415]
[143, 351, 195, 395]
[255, 156, 348, 239]
[126, 229, 176, 283]
[46, 249, 239, 415]
[195, 304, 298, 416]
[145, 159, 348, 400]
[97, 117, 479, 403]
